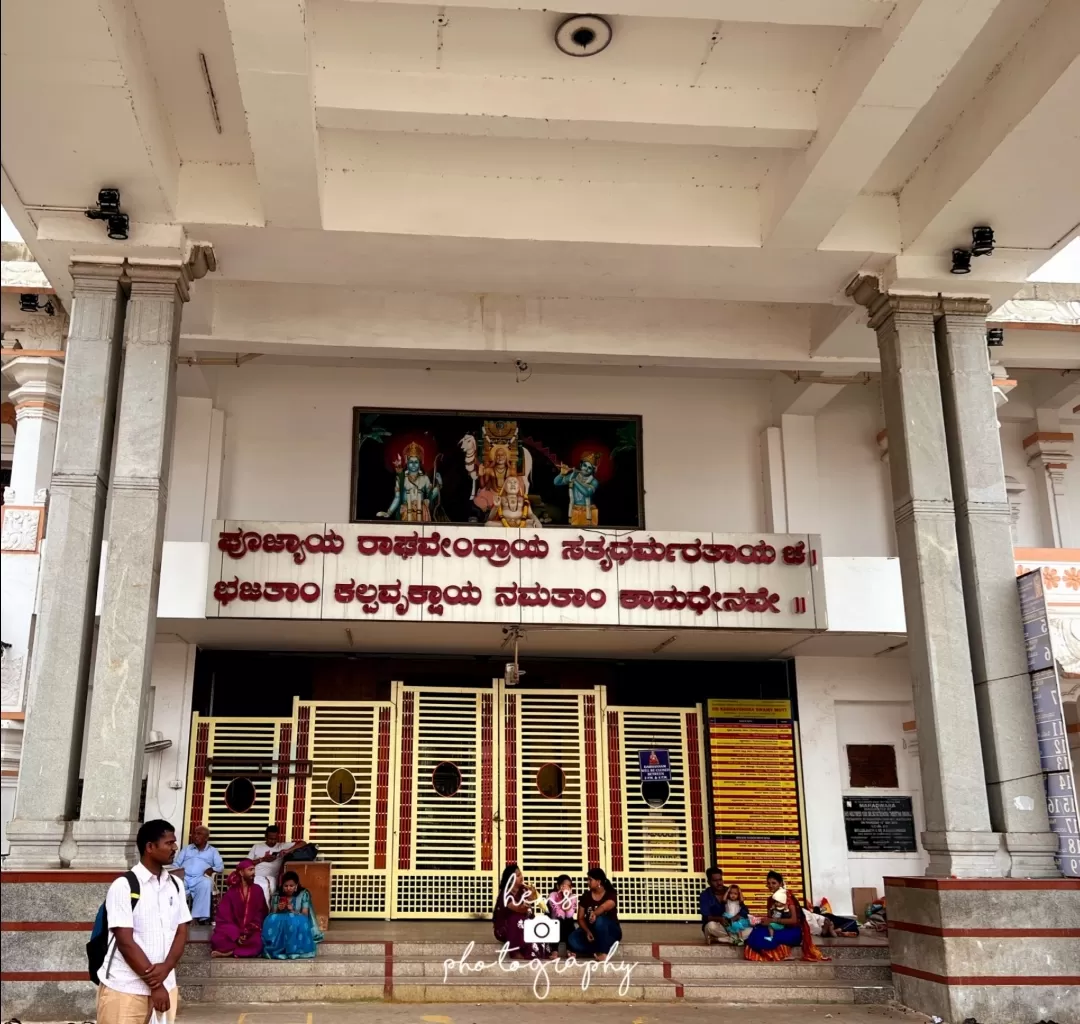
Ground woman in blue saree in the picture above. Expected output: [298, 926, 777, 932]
[262, 871, 324, 959]
[744, 871, 828, 963]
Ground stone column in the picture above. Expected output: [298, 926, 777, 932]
[2, 355, 65, 506]
[936, 302, 1059, 877]
[71, 264, 188, 868]
[4, 263, 127, 868]
[1023, 430, 1074, 547]
[1, 355, 66, 848]
[848, 277, 999, 876]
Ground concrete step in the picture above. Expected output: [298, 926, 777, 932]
[180, 973, 894, 1004]
[678, 979, 894, 1004]
[176, 936, 893, 1004]
[187, 956, 870, 981]
[671, 961, 838, 981]
[183, 938, 890, 963]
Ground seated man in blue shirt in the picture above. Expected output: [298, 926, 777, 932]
[171, 825, 224, 924]
[699, 865, 727, 945]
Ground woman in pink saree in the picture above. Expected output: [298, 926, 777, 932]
[210, 859, 267, 958]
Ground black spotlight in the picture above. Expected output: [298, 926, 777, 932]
[96, 187, 121, 215]
[18, 293, 55, 316]
[951, 248, 973, 274]
[971, 225, 995, 258]
[86, 188, 129, 241]
[986, 327, 1005, 347]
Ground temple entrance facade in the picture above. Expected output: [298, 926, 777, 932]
[186, 680, 713, 920]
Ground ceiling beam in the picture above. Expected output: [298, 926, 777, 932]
[762, 0, 1005, 250]
[899, 0, 1080, 252]
[1029, 373, 1080, 414]
[223, 0, 322, 229]
[772, 374, 850, 416]
[340, 0, 896, 28]
[315, 69, 816, 149]
[808, 305, 879, 359]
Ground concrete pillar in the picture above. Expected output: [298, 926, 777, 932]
[4, 263, 127, 868]
[3, 355, 65, 505]
[72, 264, 188, 868]
[779, 413, 820, 532]
[1023, 427, 1074, 547]
[760, 426, 787, 532]
[848, 277, 999, 877]
[0, 355, 66, 852]
[936, 302, 1059, 878]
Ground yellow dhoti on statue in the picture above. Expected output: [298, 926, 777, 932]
[569, 504, 599, 527]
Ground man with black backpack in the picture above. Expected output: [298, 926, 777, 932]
[93, 819, 191, 1023]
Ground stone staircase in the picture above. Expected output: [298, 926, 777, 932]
[176, 937, 893, 1004]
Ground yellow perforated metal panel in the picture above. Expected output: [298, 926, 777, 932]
[604, 705, 710, 920]
[184, 715, 284, 872]
[500, 685, 606, 877]
[390, 682, 494, 918]
[294, 700, 394, 918]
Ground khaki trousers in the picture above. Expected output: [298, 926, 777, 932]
[96, 984, 178, 1024]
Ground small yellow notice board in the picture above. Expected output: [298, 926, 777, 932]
[707, 699, 807, 912]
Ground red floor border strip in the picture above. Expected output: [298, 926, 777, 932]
[891, 963, 1080, 986]
[1, 871, 122, 883]
[384, 940, 394, 1000]
[890, 921, 1079, 938]
[0, 921, 94, 931]
[1, 971, 88, 982]
[886, 877, 1080, 891]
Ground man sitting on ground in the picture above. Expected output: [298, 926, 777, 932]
[171, 825, 223, 925]
[700, 865, 727, 945]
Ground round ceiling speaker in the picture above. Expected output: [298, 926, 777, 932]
[554, 14, 613, 57]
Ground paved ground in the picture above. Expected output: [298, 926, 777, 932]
[173, 1004, 930, 1024]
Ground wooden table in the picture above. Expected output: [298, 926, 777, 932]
[283, 860, 331, 931]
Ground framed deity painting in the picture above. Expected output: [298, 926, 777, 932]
[351, 408, 644, 528]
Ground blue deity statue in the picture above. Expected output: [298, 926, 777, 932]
[377, 442, 441, 522]
[554, 453, 600, 526]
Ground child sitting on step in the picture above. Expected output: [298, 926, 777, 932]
[547, 875, 579, 957]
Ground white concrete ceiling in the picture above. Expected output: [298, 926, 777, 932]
[1, 0, 1078, 326]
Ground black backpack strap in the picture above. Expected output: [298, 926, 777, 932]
[104, 871, 141, 982]
[124, 869, 141, 908]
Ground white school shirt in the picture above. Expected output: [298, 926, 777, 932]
[103, 862, 192, 995]
[248, 841, 292, 883]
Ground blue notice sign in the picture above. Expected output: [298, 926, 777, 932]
[638, 749, 671, 783]
[1018, 570, 1055, 673]
[1017, 569, 1080, 877]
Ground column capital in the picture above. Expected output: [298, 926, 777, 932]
[846, 276, 939, 331]
[126, 244, 217, 304]
[847, 275, 995, 329]
[69, 258, 127, 293]
[937, 295, 993, 318]
[2, 355, 65, 425]
[126, 261, 194, 303]
[1024, 430, 1074, 475]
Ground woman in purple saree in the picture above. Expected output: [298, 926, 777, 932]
[210, 859, 267, 958]
[492, 863, 552, 960]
